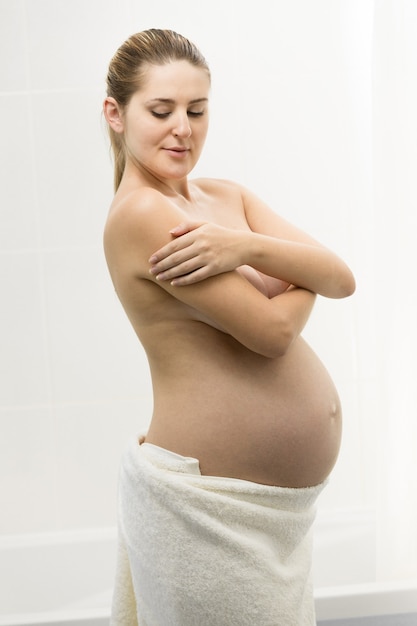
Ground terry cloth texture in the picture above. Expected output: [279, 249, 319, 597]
[111, 438, 326, 626]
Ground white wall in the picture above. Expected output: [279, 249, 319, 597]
[0, 0, 375, 535]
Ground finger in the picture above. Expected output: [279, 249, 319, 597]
[169, 221, 206, 237]
[151, 256, 203, 281]
[149, 246, 200, 274]
[170, 266, 212, 286]
[148, 231, 196, 264]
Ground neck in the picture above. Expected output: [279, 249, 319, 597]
[122, 160, 192, 201]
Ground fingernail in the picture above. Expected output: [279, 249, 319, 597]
[148, 255, 157, 263]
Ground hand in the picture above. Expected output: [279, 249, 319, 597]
[148, 221, 246, 285]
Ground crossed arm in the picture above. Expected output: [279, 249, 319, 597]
[148, 185, 356, 299]
[108, 185, 355, 358]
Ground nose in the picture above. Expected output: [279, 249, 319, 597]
[172, 111, 192, 138]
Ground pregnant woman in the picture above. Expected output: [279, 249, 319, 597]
[103, 29, 355, 626]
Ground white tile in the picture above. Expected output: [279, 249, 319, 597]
[303, 297, 357, 386]
[0, 252, 50, 407]
[25, 0, 131, 90]
[0, 0, 28, 92]
[52, 399, 152, 529]
[43, 246, 151, 405]
[31, 90, 113, 249]
[128, 1, 230, 55]
[0, 407, 57, 533]
[0, 95, 39, 251]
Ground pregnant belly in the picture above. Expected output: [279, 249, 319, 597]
[202, 342, 342, 487]
[147, 338, 343, 488]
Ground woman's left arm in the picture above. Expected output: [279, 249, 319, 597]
[149, 184, 355, 299]
[240, 185, 356, 298]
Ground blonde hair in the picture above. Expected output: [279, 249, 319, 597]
[105, 29, 210, 191]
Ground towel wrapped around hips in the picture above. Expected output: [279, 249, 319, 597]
[110, 437, 326, 626]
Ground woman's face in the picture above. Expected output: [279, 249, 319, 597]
[122, 60, 210, 182]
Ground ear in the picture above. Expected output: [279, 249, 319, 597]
[103, 97, 124, 133]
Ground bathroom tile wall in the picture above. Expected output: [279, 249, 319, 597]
[0, 0, 375, 535]
[0, 0, 149, 534]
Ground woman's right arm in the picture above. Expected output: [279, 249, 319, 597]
[104, 189, 316, 358]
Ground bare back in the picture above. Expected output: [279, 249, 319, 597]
[104, 178, 342, 488]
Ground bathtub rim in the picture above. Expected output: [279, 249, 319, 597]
[315, 578, 417, 620]
[1, 515, 417, 624]
[2, 581, 417, 626]
[0, 608, 108, 626]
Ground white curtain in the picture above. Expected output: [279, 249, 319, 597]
[373, 0, 417, 581]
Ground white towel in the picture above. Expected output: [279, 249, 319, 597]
[111, 438, 326, 626]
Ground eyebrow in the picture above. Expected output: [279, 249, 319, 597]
[145, 97, 208, 105]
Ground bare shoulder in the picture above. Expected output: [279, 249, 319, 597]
[105, 187, 171, 234]
[104, 187, 187, 280]
[105, 187, 184, 246]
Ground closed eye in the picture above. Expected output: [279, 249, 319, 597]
[151, 110, 205, 119]
[151, 111, 170, 119]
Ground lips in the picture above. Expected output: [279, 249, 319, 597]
[165, 146, 189, 152]
[163, 146, 190, 158]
